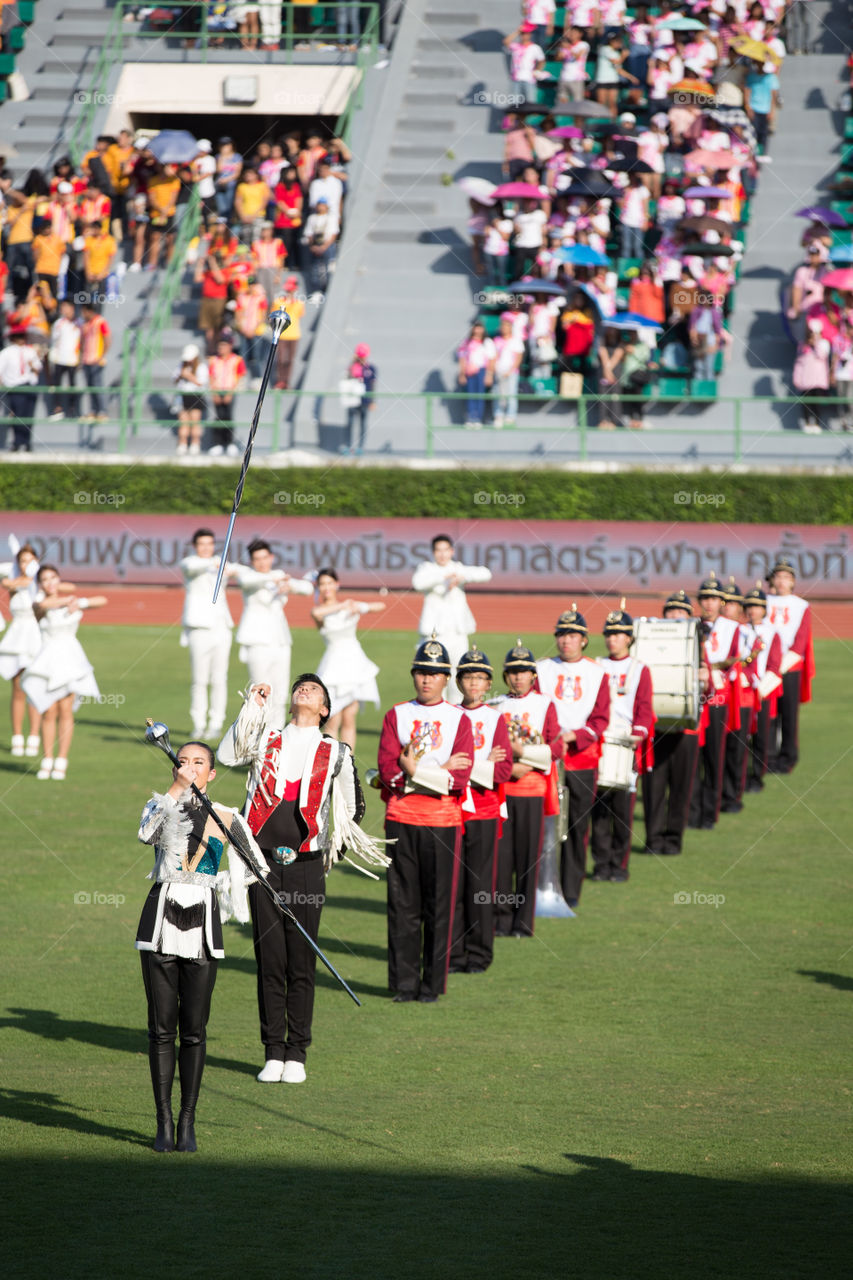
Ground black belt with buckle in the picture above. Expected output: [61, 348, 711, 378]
[268, 846, 297, 866]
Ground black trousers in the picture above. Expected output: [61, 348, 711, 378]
[643, 731, 698, 855]
[747, 701, 772, 784]
[495, 796, 543, 937]
[249, 857, 324, 1063]
[386, 820, 460, 999]
[451, 816, 499, 967]
[689, 704, 727, 827]
[590, 785, 635, 875]
[770, 670, 801, 771]
[560, 768, 596, 905]
[722, 705, 751, 808]
[141, 950, 217, 1046]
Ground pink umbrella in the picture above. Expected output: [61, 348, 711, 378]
[547, 126, 584, 139]
[820, 268, 853, 291]
[684, 149, 739, 172]
[493, 181, 549, 199]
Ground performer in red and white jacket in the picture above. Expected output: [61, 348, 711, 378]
[377, 636, 473, 1003]
[448, 646, 513, 971]
[766, 555, 814, 774]
[491, 642, 562, 938]
[721, 579, 752, 814]
[590, 604, 654, 883]
[741, 584, 783, 792]
[536, 606, 609, 907]
[689, 576, 740, 830]
[218, 673, 387, 1084]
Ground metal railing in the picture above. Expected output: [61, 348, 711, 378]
[4, 388, 852, 465]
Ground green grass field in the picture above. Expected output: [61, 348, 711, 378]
[2, 626, 851, 1279]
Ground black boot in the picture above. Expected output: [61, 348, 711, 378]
[176, 1041, 206, 1153]
[149, 1042, 175, 1153]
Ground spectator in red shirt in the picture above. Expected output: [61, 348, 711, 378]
[79, 302, 111, 427]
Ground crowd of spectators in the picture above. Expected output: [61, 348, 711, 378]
[456, 0, 804, 429]
[0, 126, 350, 449]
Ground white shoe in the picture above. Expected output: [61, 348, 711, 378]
[176, 442, 188, 455]
[129, 262, 142, 273]
[48, 411, 65, 421]
[188, 443, 201, 455]
[37, 757, 54, 780]
[208, 444, 224, 457]
[25, 735, 40, 757]
[282, 1060, 306, 1084]
[802, 422, 821, 434]
[11, 735, 24, 757]
[51, 757, 68, 780]
[226, 443, 240, 457]
[257, 1059, 285, 1082]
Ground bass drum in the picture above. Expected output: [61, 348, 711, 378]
[633, 617, 701, 730]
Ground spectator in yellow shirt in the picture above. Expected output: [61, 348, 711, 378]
[82, 222, 118, 295]
[32, 229, 67, 298]
[233, 168, 271, 243]
[147, 165, 182, 269]
[273, 276, 305, 389]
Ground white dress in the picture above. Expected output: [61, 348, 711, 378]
[315, 605, 380, 717]
[21, 605, 100, 713]
[0, 587, 41, 680]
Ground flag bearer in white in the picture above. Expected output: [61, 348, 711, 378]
[412, 534, 492, 704]
[180, 528, 235, 740]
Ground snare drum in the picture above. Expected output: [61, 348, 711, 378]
[597, 733, 637, 792]
[633, 617, 701, 730]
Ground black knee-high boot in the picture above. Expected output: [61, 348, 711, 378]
[176, 1041, 206, 1153]
[149, 1042, 176, 1152]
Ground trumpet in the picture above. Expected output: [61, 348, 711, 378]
[365, 768, 382, 790]
[507, 717, 543, 745]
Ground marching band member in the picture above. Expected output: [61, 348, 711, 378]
[742, 584, 783, 793]
[448, 646, 513, 971]
[536, 607, 610, 907]
[766, 556, 814, 774]
[412, 534, 493, 704]
[21, 565, 107, 781]
[180, 528, 235, 741]
[230, 538, 313, 727]
[491, 641, 562, 938]
[218, 674, 386, 1082]
[688, 576, 740, 830]
[377, 637, 473, 1003]
[642, 590, 701, 857]
[312, 567, 385, 753]
[136, 740, 267, 1151]
[720, 579, 752, 814]
[590, 604, 654, 883]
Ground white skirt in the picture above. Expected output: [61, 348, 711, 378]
[21, 635, 100, 713]
[0, 614, 42, 680]
[317, 638, 380, 717]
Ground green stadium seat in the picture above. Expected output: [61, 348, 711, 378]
[617, 258, 644, 281]
[845, 118, 853, 141]
[480, 314, 501, 337]
[18, 1, 35, 23]
[530, 377, 558, 396]
[9, 27, 25, 52]
[832, 229, 853, 246]
[0, 53, 16, 75]
[659, 377, 690, 397]
[691, 379, 718, 398]
[0, 80, 7, 103]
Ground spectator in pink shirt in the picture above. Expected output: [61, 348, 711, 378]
[457, 321, 496, 428]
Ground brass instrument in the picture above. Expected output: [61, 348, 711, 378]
[507, 717, 544, 746]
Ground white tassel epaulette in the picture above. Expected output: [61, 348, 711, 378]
[140, 792, 195, 879]
[327, 782, 394, 879]
[232, 687, 273, 768]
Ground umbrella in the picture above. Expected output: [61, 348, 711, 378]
[829, 244, 853, 263]
[677, 215, 732, 235]
[555, 99, 613, 118]
[683, 186, 731, 199]
[554, 245, 611, 266]
[147, 129, 200, 165]
[672, 79, 715, 95]
[820, 268, 853, 290]
[511, 103, 555, 117]
[457, 177, 498, 204]
[607, 158, 654, 174]
[603, 314, 663, 332]
[681, 242, 735, 257]
[730, 36, 780, 65]
[564, 184, 620, 200]
[507, 279, 567, 296]
[657, 16, 707, 30]
[547, 126, 584, 139]
[796, 205, 847, 228]
[685, 150, 739, 172]
[493, 181, 548, 199]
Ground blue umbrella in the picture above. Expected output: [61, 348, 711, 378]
[830, 244, 853, 263]
[605, 312, 663, 331]
[148, 129, 200, 165]
[507, 279, 567, 295]
[554, 245, 611, 266]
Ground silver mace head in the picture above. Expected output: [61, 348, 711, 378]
[145, 719, 172, 753]
[268, 309, 292, 343]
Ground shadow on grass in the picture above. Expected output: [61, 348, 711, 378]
[798, 969, 853, 993]
[3, 1151, 849, 1277]
[0, 1088, 149, 1148]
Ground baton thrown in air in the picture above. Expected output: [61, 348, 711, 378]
[144, 718, 362, 1006]
[212, 308, 291, 604]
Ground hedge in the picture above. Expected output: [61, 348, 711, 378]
[1, 465, 851, 524]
